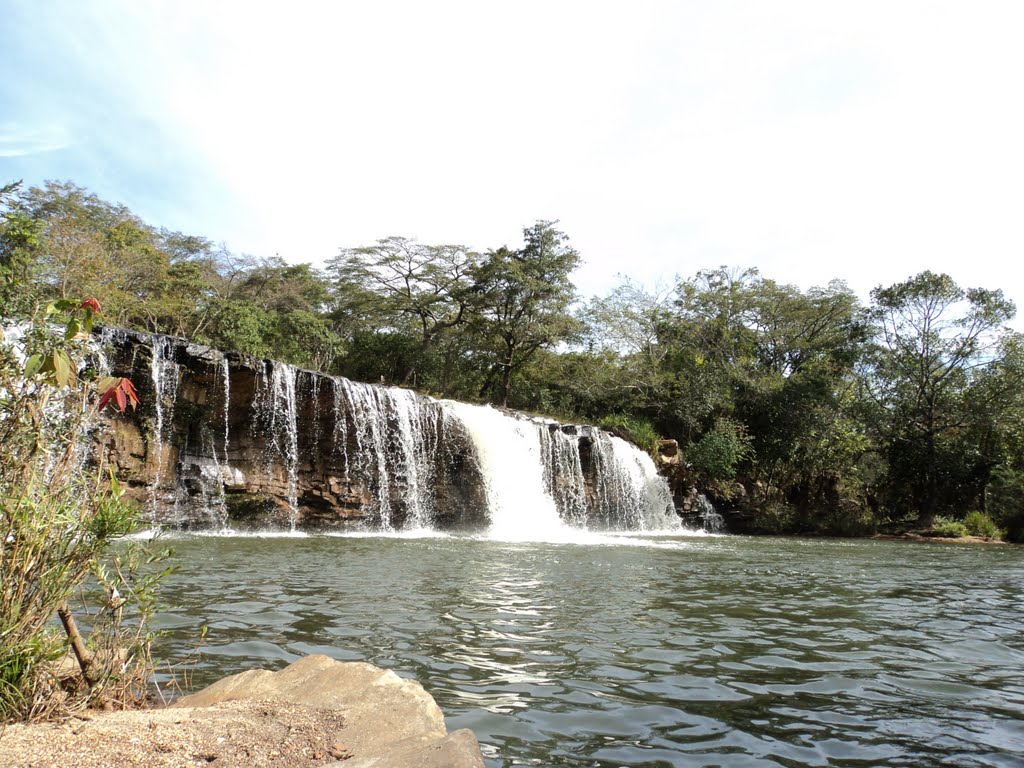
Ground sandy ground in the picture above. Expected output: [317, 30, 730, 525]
[872, 532, 1009, 544]
[0, 699, 352, 768]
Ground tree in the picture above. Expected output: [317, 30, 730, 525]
[580, 277, 676, 412]
[327, 238, 482, 387]
[1, 180, 175, 328]
[733, 279, 866, 504]
[473, 221, 583, 407]
[866, 271, 1016, 522]
[746, 279, 865, 377]
[654, 267, 764, 442]
[657, 269, 871, 526]
[195, 257, 342, 368]
[0, 181, 46, 315]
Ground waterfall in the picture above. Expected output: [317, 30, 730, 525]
[254, 360, 300, 528]
[198, 353, 231, 530]
[189, 427, 230, 530]
[445, 402, 570, 540]
[332, 378, 450, 531]
[539, 426, 589, 528]
[589, 433, 678, 531]
[696, 494, 725, 533]
[222, 356, 231, 465]
[443, 402, 681, 539]
[148, 335, 180, 518]
[94, 331, 686, 537]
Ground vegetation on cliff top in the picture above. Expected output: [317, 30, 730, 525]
[2, 179, 1023, 540]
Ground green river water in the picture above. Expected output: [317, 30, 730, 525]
[154, 533, 1024, 767]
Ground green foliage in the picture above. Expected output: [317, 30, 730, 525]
[962, 511, 1003, 539]
[866, 271, 1016, 522]
[472, 222, 584, 406]
[339, 330, 422, 386]
[819, 500, 878, 538]
[328, 238, 481, 386]
[0, 304, 170, 721]
[276, 310, 342, 372]
[746, 500, 797, 535]
[0, 182, 46, 315]
[598, 414, 660, 455]
[931, 518, 969, 538]
[687, 418, 752, 484]
[988, 465, 1024, 542]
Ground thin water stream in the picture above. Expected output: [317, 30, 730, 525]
[155, 533, 1024, 767]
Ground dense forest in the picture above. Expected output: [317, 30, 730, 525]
[3, 179, 1022, 540]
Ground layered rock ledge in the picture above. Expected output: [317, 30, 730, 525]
[0, 655, 486, 768]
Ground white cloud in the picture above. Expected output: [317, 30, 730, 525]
[0, 123, 70, 158]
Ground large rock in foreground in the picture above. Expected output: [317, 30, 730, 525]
[0, 656, 486, 768]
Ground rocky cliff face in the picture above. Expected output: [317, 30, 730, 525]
[93, 329, 672, 532]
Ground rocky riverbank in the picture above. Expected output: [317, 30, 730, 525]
[0, 656, 486, 768]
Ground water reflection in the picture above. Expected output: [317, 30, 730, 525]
[157, 535, 1024, 767]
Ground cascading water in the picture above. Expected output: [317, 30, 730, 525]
[95, 331, 687, 538]
[589, 433, 678, 530]
[148, 335, 180, 518]
[187, 426, 231, 529]
[254, 360, 300, 528]
[539, 426, 590, 528]
[444, 403, 681, 539]
[445, 402, 571, 541]
[331, 378, 451, 530]
[221, 356, 231, 465]
[696, 494, 725, 533]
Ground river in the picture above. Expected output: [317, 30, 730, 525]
[154, 533, 1024, 767]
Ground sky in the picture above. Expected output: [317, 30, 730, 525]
[2, 0, 1023, 319]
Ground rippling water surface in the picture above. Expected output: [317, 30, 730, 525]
[155, 534, 1024, 767]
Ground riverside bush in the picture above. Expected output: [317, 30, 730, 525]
[688, 418, 752, 484]
[931, 517, 969, 538]
[0, 302, 169, 721]
[963, 511, 1003, 539]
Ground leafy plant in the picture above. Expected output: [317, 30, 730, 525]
[962, 511, 1004, 539]
[0, 300, 169, 721]
[931, 517, 969, 538]
[688, 418, 753, 483]
[598, 414, 661, 456]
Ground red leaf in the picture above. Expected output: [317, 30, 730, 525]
[122, 377, 139, 401]
[98, 388, 115, 411]
[80, 298, 101, 313]
[98, 377, 141, 413]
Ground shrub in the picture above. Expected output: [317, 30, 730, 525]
[749, 499, 796, 534]
[931, 517, 968, 538]
[598, 414, 660, 456]
[687, 418, 753, 483]
[1, 302, 170, 721]
[963, 511, 1004, 540]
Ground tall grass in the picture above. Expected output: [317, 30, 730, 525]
[598, 414, 661, 456]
